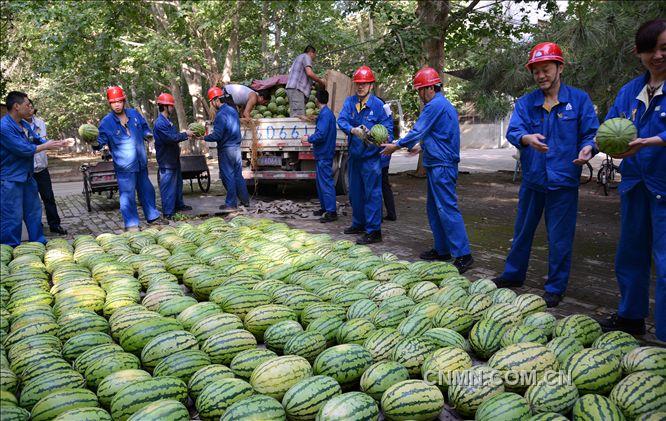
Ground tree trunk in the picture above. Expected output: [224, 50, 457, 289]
[181, 63, 206, 122]
[169, 75, 188, 130]
[272, 11, 282, 69]
[221, 0, 239, 83]
[261, 1, 269, 74]
[358, 16, 365, 43]
[368, 12, 374, 37]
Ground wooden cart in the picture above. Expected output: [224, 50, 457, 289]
[157, 154, 211, 193]
[80, 160, 118, 212]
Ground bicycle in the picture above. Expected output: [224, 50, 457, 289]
[512, 151, 594, 186]
[597, 154, 620, 196]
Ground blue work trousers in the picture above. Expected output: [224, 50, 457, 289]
[348, 157, 382, 234]
[501, 184, 578, 295]
[426, 165, 471, 258]
[116, 169, 160, 229]
[616, 182, 665, 341]
[218, 147, 249, 208]
[0, 178, 45, 246]
[159, 168, 185, 217]
[316, 159, 336, 213]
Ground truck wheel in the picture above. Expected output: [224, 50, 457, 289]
[335, 154, 349, 196]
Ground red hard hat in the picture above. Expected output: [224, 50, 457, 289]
[156, 93, 175, 106]
[413, 67, 442, 90]
[526, 42, 564, 70]
[207, 86, 224, 102]
[106, 86, 126, 103]
[352, 65, 375, 83]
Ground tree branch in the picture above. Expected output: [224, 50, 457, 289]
[445, 0, 483, 28]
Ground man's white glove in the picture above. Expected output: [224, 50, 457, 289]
[350, 125, 368, 140]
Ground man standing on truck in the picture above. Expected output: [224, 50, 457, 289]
[382, 67, 474, 274]
[338, 65, 393, 245]
[286, 45, 326, 117]
[153, 92, 194, 220]
[303, 89, 337, 223]
[222, 83, 271, 118]
[204, 86, 250, 212]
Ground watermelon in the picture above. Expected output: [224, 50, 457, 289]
[490, 288, 517, 304]
[30, 388, 99, 421]
[195, 378, 255, 421]
[422, 327, 469, 351]
[609, 371, 666, 420]
[220, 395, 286, 421]
[201, 328, 257, 365]
[475, 392, 531, 421]
[19, 369, 86, 409]
[0, 406, 30, 421]
[188, 122, 205, 137]
[110, 377, 188, 421]
[243, 304, 297, 340]
[187, 364, 235, 400]
[622, 346, 666, 377]
[514, 294, 547, 317]
[408, 302, 441, 319]
[524, 373, 579, 414]
[552, 314, 602, 346]
[484, 303, 523, 325]
[432, 305, 474, 333]
[522, 312, 557, 337]
[596, 118, 636, 155]
[152, 349, 211, 383]
[360, 361, 410, 401]
[53, 407, 113, 421]
[469, 318, 512, 359]
[78, 124, 99, 144]
[561, 348, 622, 395]
[264, 319, 305, 354]
[84, 352, 142, 388]
[189, 313, 244, 343]
[391, 337, 437, 376]
[313, 344, 373, 389]
[250, 355, 313, 400]
[372, 305, 407, 329]
[306, 316, 344, 347]
[126, 399, 189, 421]
[381, 379, 444, 421]
[572, 394, 626, 421]
[140, 330, 198, 369]
[547, 335, 584, 364]
[230, 348, 277, 380]
[396, 314, 432, 338]
[346, 299, 379, 321]
[488, 342, 559, 392]
[421, 346, 473, 392]
[119, 317, 182, 354]
[96, 369, 152, 409]
[175, 302, 222, 330]
[336, 318, 375, 345]
[315, 392, 379, 421]
[447, 366, 505, 418]
[362, 327, 403, 362]
[592, 330, 640, 357]
[282, 375, 342, 421]
[284, 331, 327, 363]
[500, 325, 548, 347]
[527, 414, 569, 421]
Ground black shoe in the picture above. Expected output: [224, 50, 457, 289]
[241, 201, 250, 207]
[344, 226, 365, 235]
[383, 215, 397, 221]
[492, 276, 524, 288]
[419, 248, 451, 261]
[453, 254, 474, 274]
[319, 212, 338, 223]
[164, 214, 174, 220]
[357, 231, 382, 245]
[147, 217, 168, 226]
[542, 292, 563, 308]
[177, 204, 192, 211]
[49, 225, 67, 235]
[313, 209, 325, 216]
[599, 313, 646, 335]
[218, 205, 237, 212]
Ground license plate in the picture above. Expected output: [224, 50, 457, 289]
[257, 156, 282, 166]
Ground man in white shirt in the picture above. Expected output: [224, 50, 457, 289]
[222, 84, 270, 118]
[27, 100, 67, 235]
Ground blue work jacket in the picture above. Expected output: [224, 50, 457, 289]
[397, 93, 461, 168]
[97, 108, 152, 173]
[606, 72, 666, 195]
[153, 113, 188, 170]
[337, 95, 393, 160]
[204, 104, 241, 149]
[0, 114, 46, 181]
[307, 106, 337, 161]
[507, 84, 599, 191]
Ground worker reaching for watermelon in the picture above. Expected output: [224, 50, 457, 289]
[381, 66, 474, 274]
[489, 42, 599, 307]
[599, 19, 666, 342]
[337, 65, 393, 245]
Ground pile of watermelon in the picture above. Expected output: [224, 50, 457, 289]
[1, 216, 665, 421]
[251, 88, 319, 119]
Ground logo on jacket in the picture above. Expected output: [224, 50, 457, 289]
[565, 103, 572, 111]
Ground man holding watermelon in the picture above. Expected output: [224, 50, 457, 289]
[95, 86, 163, 231]
[381, 67, 474, 274]
[337, 65, 393, 244]
[600, 19, 666, 341]
[489, 43, 599, 307]
[153, 92, 195, 220]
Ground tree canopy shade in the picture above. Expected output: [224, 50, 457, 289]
[1, 0, 662, 136]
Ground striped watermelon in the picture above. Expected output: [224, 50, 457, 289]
[215, 289, 271, 320]
[369, 282, 406, 302]
[561, 348, 622, 395]
[189, 313, 243, 343]
[546, 335, 584, 364]
[300, 303, 346, 327]
[407, 281, 439, 302]
[220, 394, 286, 421]
[313, 344, 373, 389]
[284, 331, 327, 363]
[282, 375, 342, 421]
[362, 328, 403, 362]
[484, 303, 523, 325]
[622, 346, 666, 377]
[609, 371, 666, 419]
[572, 394, 626, 421]
[372, 305, 407, 329]
[187, 364, 235, 400]
[330, 290, 366, 309]
[396, 314, 432, 338]
[592, 331, 640, 357]
[96, 369, 152, 409]
[264, 320, 304, 353]
[126, 399, 189, 421]
[306, 316, 344, 347]
[315, 392, 379, 421]
[490, 288, 517, 304]
[30, 388, 99, 421]
[153, 349, 211, 382]
[336, 318, 375, 345]
[475, 392, 531, 421]
[527, 413, 568, 421]
[422, 327, 469, 351]
[391, 337, 437, 376]
[522, 312, 557, 337]
[19, 369, 86, 409]
[0, 405, 29, 421]
[524, 373, 579, 414]
[468, 278, 498, 295]
[513, 294, 547, 317]
[346, 299, 379, 321]
[119, 317, 182, 354]
[408, 302, 441, 319]
[62, 332, 115, 362]
[500, 325, 548, 347]
[381, 380, 444, 421]
[156, 296, 198, 318]
[73, 343, 124, 373]
[250, 355, 313, 400]
[231, 348, 278, 379]
[53, 407, 113, 421]
[430, 285, 467, 307]
[469, 318, 512, 359]
[175, 301, 222, 330]
[421, 346, 473, 391]
[448, 366, 505, 418]
[84, 352, 142, 388]
[552, 314, 602, 346]
[488, 342, 558, 392]
[110, 377, 188, 421]
[636, 412, 666, 421]
[360, 361, 410, 401]
[195, 378, 255, 421]
[201, 328, 257, 365]
[140, 330, 198, 369]
[431, 305, 474, 334]
[379, 295, 415, 312]
[244, 304, 297, 340]
[0, 390, 17, 407]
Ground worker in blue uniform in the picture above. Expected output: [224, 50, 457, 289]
[1, 91, 68, 246]
[490, 43, 599, 307]
[337, 65, 393, 244]
[382, 67, 474, 274]
[96, 86, 162, 231]
[303, 89, 338, 223]
[600, 19, 666, 341]
[204, 86, 250, 212]
[153, 92, 194, 219]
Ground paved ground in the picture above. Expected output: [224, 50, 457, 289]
[38, 150, 661, 345]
